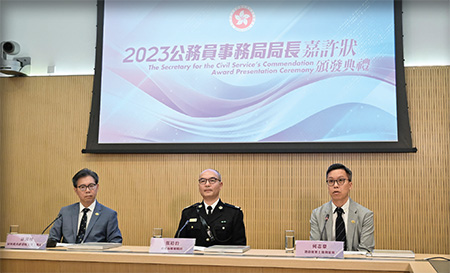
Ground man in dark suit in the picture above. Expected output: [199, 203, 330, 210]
[49, 168, 122, 244]
[309, 163, 374, 252]
[175, 169, 246, 247]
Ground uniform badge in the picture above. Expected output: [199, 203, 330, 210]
[189, 218, 198, 222]
[218, 206, 223, 210]
[221, 220, 227, 224]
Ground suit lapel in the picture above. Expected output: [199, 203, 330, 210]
[324, 201, 333, 241]
[197, 202, 207, 216]
[208, 200, 224, 223]
[347, 198, 357, 250]
[85, 202, 101, 240]
[196, 202, 210, 227]
[72, 203, 80, 242]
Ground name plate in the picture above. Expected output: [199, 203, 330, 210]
[295, 240, 344, 258]
[6, 234, 49, 250]
[149, 238, 195, 254]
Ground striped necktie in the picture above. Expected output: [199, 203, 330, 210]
[335, 207, 347, 250]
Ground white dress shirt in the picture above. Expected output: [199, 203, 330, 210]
[77, 200, 97, 234]
[331, 199, 349, 241]
[203, 199, 219, 214]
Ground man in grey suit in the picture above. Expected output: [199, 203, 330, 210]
[310, 163, 374, 252]
[49, 168, 122, 243]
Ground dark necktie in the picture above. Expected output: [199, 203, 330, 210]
[76, 208, 90, 244]
[335, 207, 347, 250]
[207, 206, 213, 215]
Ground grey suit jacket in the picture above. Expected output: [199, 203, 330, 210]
[309, 198, 374, 252]
[49, 202, 122, 243]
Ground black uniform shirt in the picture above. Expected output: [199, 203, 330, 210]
[175, 199, 247, 247]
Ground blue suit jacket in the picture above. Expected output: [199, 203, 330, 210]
[309, 198, 374, 252]
[49, 202, 122, 243]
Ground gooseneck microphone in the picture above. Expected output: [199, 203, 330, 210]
[176, 219, 189, 238]
[41, 214, 61, 234]
[320, 214, 330, 241]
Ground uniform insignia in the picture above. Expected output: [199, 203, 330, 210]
[183, 202, 200, 210]
[218, 206, 223, 210]
[221, 220, 226, 223]
[189, 218, 198, 222]
[198, 204, 203, 208]
[223, 203, 241, 210]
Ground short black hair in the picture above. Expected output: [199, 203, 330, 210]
[72, 168, 99, 187]
[326, 163, 352, 181]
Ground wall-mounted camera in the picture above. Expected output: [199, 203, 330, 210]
[1, 41, 31, 76]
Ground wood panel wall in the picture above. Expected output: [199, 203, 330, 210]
[0, 66, 449, 254]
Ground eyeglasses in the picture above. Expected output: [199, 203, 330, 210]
[77, 183, 97, 191]
[326, 178, 348, 186]
[198, 177, 221, 185]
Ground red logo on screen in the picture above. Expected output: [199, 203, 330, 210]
[230, 6, 255, 32]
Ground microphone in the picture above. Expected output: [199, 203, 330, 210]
[41, 214, 61, 234]
[320, 214, 329, 241]
[176, 219, 189, 238]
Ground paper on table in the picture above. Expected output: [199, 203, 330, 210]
[66, 243, 122, 251]
[204, 245, 250, 253]
[369, 249, 415, 258]
[194, 246, 206, 251]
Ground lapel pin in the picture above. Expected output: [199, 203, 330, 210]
[198, 204, 203, 208]
[351, 220, 355, 224]
[219, 206, 223, 210]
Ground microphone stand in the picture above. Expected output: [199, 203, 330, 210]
[320, 214, 329, 241]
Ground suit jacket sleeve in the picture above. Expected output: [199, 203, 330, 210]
[231, 209, 247, 245]
[309, 208, 321, 241]
[48, 208, 64, 242]
[106, 210, 122, 243]
[357, 210, 375, 252]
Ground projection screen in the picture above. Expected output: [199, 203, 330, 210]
[84, 0, 416, 153]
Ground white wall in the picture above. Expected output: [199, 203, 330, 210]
[402, 0, 450, 66]
[0, 0, 97, 76]
[0, 0, 449, 76]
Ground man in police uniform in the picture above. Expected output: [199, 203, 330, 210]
[175, 169, 247, 247]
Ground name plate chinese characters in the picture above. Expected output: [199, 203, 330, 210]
[6, 234, 49, 250]
[149, 238, 195, 254]
[295, 240, 344, 258]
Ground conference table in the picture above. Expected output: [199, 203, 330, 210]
[0, 245, 447, 273]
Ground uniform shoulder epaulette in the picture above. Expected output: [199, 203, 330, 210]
[183, 202, 201, 210]
[223, 203, 241, 210]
